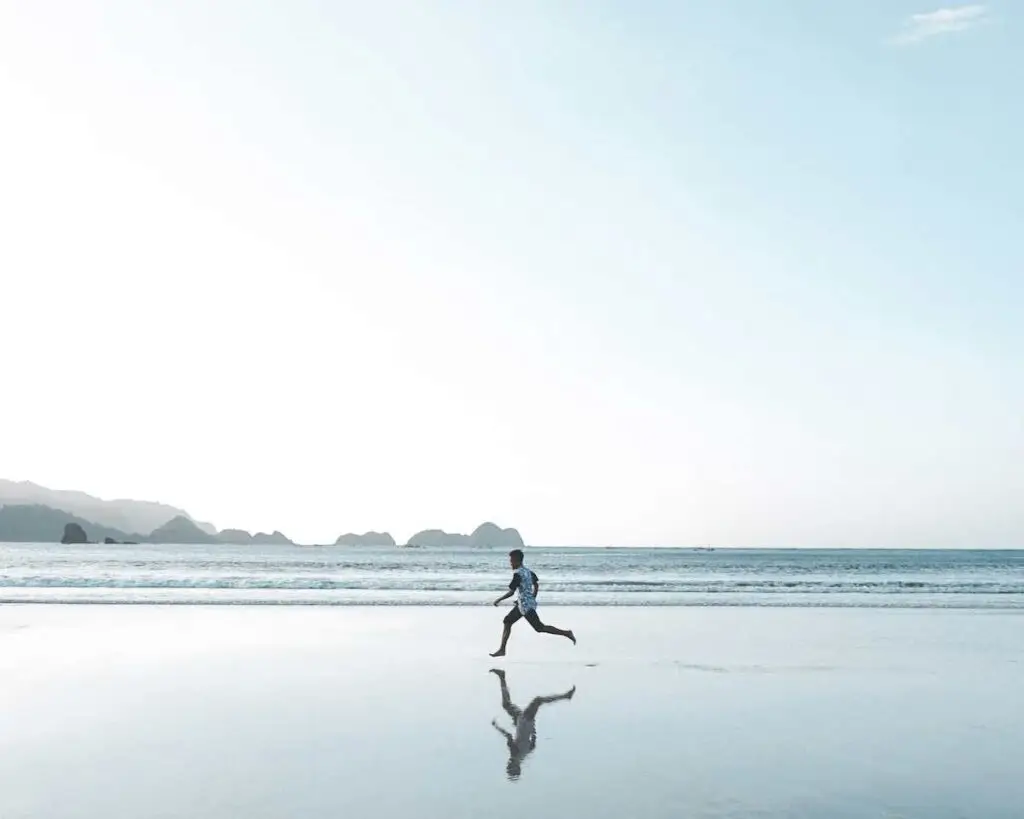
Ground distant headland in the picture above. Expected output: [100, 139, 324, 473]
[0, 479, 527, 549]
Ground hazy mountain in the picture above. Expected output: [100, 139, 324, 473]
[0, 504, 294, 547]
[0, 479, 215, 535]
[468, 522, 525, 548]
[218, 528, 255, 545]
[334, 531, 396, 546]
[406, 529, 464, 547]
[146, 516, 218, 544]
[216, 528, 294, 545]
[251, 531, 294, 546]
[406, 523, 524, 548]
[0, 504, 136, 543]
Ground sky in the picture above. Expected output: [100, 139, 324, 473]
[1, 2, 1021, 548]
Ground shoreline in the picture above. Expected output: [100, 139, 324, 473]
[3, 597, 1024, 609]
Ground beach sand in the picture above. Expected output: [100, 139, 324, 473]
[1, 606, 1022, 818]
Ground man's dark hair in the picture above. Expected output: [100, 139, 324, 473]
[509, 549, 524, 564]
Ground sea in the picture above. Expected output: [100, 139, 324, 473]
[1, 542, 1022, 608]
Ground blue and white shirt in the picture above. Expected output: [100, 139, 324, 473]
[509, 565, 539, 613]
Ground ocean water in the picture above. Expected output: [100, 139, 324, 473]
[1, 542, 1022, 608]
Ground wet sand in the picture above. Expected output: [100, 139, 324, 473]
[1, 606, 1022, 818]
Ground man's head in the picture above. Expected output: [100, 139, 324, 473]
[509, 549, 524, 568]
[506, 758, 522, 780]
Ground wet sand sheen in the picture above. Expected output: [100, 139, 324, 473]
[1, 606, 1022, 818]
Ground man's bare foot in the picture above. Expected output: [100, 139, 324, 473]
[490, 649, 506, 658]
[489, 668, 505, 677]
[568, 630, 576, 645]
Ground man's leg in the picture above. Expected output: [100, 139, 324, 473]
[489, 669, 522, 721]
[522, 687, 576, 722]
[525, 610, 576, 644]
[491, 607, 521, 657]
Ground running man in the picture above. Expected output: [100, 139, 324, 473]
[490, 549, 575, 657]
[490, 668, 575, 780]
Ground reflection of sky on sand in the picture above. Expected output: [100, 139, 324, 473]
[0, 606, 1022, 818]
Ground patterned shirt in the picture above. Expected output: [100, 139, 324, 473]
[509, 565, 539, 613]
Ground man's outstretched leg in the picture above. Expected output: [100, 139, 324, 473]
[491, 608, 521, 657]
[540, 623, 576, 644]
[526, 610, 576, 645]
[489, 668, 522, 720]
[522, 686, 576, 722]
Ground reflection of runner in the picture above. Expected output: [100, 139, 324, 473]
[490, 669, 575, 780]
[490, 549, 575, 657]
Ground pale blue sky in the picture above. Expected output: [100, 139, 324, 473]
[1, 2, 1020, 546]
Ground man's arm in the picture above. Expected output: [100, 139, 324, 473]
[531, 571, 539, 598]
[491, 720, 514, 744]
[493, 576, 517, 607]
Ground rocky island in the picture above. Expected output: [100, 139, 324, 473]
[405, 522, 524, 549]
[146, 516, 218, 544]
[216, 529, 295, 546]
[61, 523, 88, 544]
[334, 532, 397, 547]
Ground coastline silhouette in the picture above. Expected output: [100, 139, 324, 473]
[489, 668, 576, 781]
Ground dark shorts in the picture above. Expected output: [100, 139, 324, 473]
[503, 606, 543, 631]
